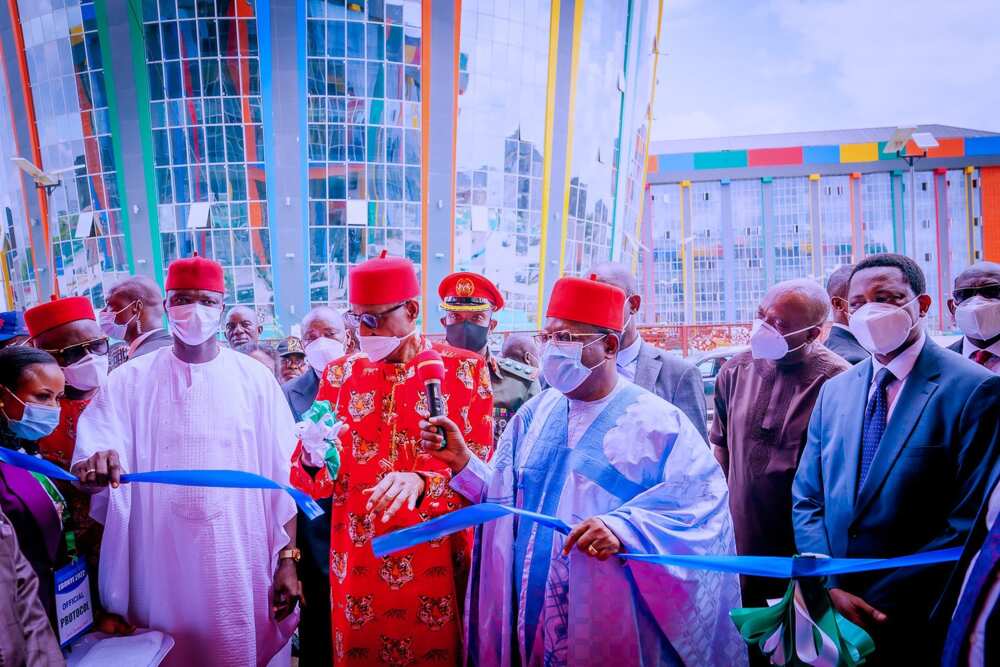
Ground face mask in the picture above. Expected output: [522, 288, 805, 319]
[541, 338, 608, 394]
[955, 296, 1000, 341]
[849, 297, 921, 355]
[359, 328, 415, 363]
[62, 353, 109, 391]
[2, 388, 61, 441]
[445, 321, 489, 352]
[304, 336, 346, 373]
[168, 304, 223, 346]
[99, 301, 139, 341]
[749, 319, 816, 361]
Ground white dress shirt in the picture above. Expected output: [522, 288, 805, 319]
[867, 331, 926, 420]
[961, 337, 1000, 373]
[616, 335, 642, 382]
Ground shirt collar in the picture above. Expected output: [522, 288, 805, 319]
[871, 330, 926, 383]
[831, 323, 852, 333]
[616, 335, 642, 367]
[962, 336, 1000, 360]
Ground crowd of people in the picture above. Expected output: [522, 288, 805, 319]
[0, 250, 997, 666]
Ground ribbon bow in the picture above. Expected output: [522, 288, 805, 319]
[294, 400, 342, 480]
[730, 577, 875, 666]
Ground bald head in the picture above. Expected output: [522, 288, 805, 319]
[763, 279, 830, 324]
[953, 261, 1000, 289]
[502, 332, 539, 368]
[225, 306, 261, 350]
[589, 262, 638, 296]
[826, 265, 854, 325]
[301, 305, 346, 347]
[109, 276, 163, 308]
[105, 275, 165, 340]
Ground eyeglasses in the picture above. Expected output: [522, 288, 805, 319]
[344, 302, 406, 330]
[952, 283, 1000, 304]
[532, 331, 607, 346]
[40, 336, 110, 366]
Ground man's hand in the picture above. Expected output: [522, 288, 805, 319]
[271, 560, 303, 621]
[828, 588, 887, 631]
[562, 517, 622, 561]
[71, 450, 122, 490]
[419, 416, 471, 472]
[363, 472, 425, 523]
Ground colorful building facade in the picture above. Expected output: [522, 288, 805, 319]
[641, 125, 1000, 334]
[0, 0, 662, 333]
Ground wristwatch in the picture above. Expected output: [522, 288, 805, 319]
[278, 547, 301, 563]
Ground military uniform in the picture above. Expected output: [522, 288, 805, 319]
[438, 271, 541, 442]
[488, 352, 541, 442]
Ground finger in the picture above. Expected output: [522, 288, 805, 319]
[364, 476, 394, 510]
[94, 453, 110, 485]
[108, 451, 122, 488]
[562, 523, 589, 556]
[856, 598, 888, 624]
[428, 415, 459, 436]
[419, 431, 443, 448]
[371, 482, 403, 515]
[575, 528, 601, 555]
[383, 490, 411, 523]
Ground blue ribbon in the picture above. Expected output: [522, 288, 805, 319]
[371, 502, 962, 577]
[0, 447, 323, 520]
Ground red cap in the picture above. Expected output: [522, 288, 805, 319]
[165, 255, 225, 294]
[349, 250, 420, 306]
[438, 272, 505, 312]
[25, 296, 96, 338]
[414, 349, 446, 383]
[546, 275, 626, 331]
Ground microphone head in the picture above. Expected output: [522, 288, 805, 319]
[414, 349, 446, 383]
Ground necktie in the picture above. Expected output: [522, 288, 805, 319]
[941, 514, 1000, 667]
[859, 368, 894, 486]
[973, 349, 995, 368]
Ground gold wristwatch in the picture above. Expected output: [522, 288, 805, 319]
[278, 547, 301, 563]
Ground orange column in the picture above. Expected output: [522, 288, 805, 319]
[982, 167, 1000, 262]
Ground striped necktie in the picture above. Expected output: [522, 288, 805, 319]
[942, 514, 1000, 666]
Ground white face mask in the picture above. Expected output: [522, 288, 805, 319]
[168, 304, 223, 346]
[541, 338, 608, 394]
[749, 319, 816, 360]
[359, 328, 415, 363]
[955, 296, 1000, 341]
[99, 301, 137, 341]
[62, 353, 109, 391]
[304, 336, 346, 373]
[849, 296, 921, 355]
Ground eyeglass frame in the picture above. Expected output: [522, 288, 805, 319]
[952, 283, 1000, 305]
[531, 330, 609, 347]
[344, 302, 408, 330]
[37, 336, 110, 366]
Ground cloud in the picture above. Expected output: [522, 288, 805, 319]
[651, 0, 1000, 140]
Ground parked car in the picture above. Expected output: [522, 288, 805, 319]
[690, 345, 748, 425]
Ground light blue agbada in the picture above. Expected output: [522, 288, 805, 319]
[451, 379, 747, 667]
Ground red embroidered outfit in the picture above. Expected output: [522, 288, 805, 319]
[291, 340, 493, 666]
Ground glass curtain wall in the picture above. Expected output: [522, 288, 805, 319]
[0, 78, 37, 306]
[20, 0, 128, 307]
[730, 178, 765, 321]
[305, 0, 423, 311]
[689, 181, 722, 323]
[771, 176, 812, 282]
[641, 183, 683, 323]
[819, 175, 851, 279]
[861, 172, 893, 256]
[143, 0, 273, 321]
[454, 0, 549, 330]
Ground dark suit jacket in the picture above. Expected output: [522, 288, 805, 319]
[931, 458, 1000, 650]
[282, 368, 320, 422]
[131, 328, 173, 358]
[824, 325, 869, 365]
[633, 342, 709, 442]
[948, 337, 964, 355]
[792, 339, 1000, 659]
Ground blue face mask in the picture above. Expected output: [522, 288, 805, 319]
[3, 390, 61, 441]
[540, 337, 609, 394]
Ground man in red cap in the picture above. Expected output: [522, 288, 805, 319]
[72, 255, 302, 666]
[422, 275, 745, 666]
[438, 271, 539, 443]
[289, 251, 493, 666]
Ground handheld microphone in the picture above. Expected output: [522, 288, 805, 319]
[414, 350, 448, 450]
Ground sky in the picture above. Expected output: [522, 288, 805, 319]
[652, 0, 1000, 141]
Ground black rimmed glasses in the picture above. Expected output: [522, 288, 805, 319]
[344, 302, 407, 330]
[952, 283, 1000, 304]
[39, 336, 110, 366]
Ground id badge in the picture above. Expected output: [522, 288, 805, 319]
[54, 559, 93, 646]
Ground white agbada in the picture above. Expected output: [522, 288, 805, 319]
[73, 346, 298, 667]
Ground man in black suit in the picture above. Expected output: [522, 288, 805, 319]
[792, 253, 1000, 664]
[935, 458, 1000, 666]
[824, 264, 868, 364]
[946, 261, 1000, 373]
[100, 276, 172, 366]
[282, 305, 349, 666]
